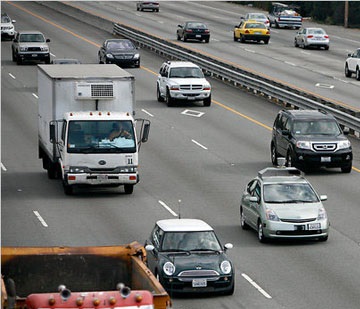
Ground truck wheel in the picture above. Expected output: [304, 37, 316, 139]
[124, 184, 134, 194]
[203, 95, 211, 106]
[16, 56, 22, 65]
[157, 84, 164, 102]
[47, 162, 58, 179]
[63, 182, 74, 195]
[12, 50, 17, 62]
[345, 64, 352, 78]
[356, 67, 360, 81]
[45, 56, 50, 64]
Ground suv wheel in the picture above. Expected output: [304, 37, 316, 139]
[341, 164, 352, 173]
[356, 67, 360, 81]
[345, 64, 352, 77]
[157, 84, 164, 102]
[12, 49, 17, 62]
[16, 56, 22, 65]
[271, 143, 278, 165]
[203, 95, 211, 106]
[286, 150, 294, 167]
[166, 89, 175, 107]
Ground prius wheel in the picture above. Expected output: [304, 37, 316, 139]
[258, 221, 268, 243]
[240, 208, 249, 230]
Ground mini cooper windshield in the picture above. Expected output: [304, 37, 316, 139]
[161, 231, 222, 252]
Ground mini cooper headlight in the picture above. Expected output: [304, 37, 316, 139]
[220, 260, 232, 274]
[163, 262, 175, 276]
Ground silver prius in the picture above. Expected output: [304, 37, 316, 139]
[240, 166, 329, 242]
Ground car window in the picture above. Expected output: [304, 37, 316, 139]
[187, 22, 206, 29]
[245, 23, 265, 29]
[356, 49, 360, 58]
[293, 120, 341, 135]
[19, 34, 45, 43]
[169, 67, 203, 78]
[152, 226, 164, 249]
[1, 15, 11, 23]
[107, 40, 135, 50]
[263, 183, 319, 203]
[162, 231, 221, 251]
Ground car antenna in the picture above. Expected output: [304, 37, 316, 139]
[178, 199, 181, 219]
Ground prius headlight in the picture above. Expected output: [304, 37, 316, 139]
[163, 262, 175, 276]
[220, 260, 232, 274]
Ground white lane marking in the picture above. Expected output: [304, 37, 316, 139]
[141, 109, 154, 117]
[285, 61, 297, 66]
[316, 83, 334, 89]
[33, 211, 49, 227]
[245, 49, 256, 53]
[301, 51, 311, 55]
[50, 52, 56, 57]
[332, 36, 360, 44]
[242, 273, 272, 299]
[334, 77, 350, 83]
[1, 163, 7, 171]
[158, 200, 178, 217]
[32, 93, 39, 99]
[191, 139, 208, 150]
[181, 109, 204, 117]
[8, 73, 16, 79]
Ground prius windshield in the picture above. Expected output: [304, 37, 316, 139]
[66, 120, 136, 153]
[264, 183, 319, 203]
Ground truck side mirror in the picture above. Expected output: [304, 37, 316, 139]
[50, 123, 56, 143]
[141, 123, 150, 143]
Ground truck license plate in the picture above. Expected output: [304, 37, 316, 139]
[32, 54, 38, 57]
[192, 278, 207, 287]
[308, 223, 321, 230]
[97, 175, 108, 180]
[321, 157, 331, 162]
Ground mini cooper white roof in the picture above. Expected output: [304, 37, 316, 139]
[156, 219, 213, 232]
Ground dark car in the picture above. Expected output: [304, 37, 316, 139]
[145, 219, 234, 295]
[271, 109, 352, 173]
[98, 39, 140, 68]
[177, 21, 210, 43]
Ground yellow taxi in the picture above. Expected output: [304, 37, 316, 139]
[233, 20, 270, 44]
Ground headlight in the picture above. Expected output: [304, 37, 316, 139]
[169, 85, 180, 90]
[220, 260, 232, 274]
[106, 53, 114, 59]
[265, 209, 280, 221]
[338, 140, 351, 150]
[19, 46, 27, 52]
[163, 262, 175, 276]
[203, 84, 211, 91]
[133, 53, 140, 59]
[41, 46, 49, 52]
[317, 207, 327, 220]
[69, 166, 86, 173]
[296, 140, 311, 150]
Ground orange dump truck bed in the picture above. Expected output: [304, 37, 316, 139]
[1, 242, 170, 309]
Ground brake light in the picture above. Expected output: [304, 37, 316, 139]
[203, 87, 211, 90]
[266, 30, 270, 34]
[324, 35, 329, 38]
[204, 29, 210, 33]
[307, 35, 313, 38]
[185, 29, 193, 33]
[245, 30, 250, 34]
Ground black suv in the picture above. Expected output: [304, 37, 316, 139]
[271, 109, 352, 173]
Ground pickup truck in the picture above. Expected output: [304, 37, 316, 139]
[268, 2, 302, 29]
[345, 48, 360, 80]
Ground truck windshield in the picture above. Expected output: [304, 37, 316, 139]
[67, 120, 136, 153]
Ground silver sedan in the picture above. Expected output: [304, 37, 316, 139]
[294, 27, 330, 50]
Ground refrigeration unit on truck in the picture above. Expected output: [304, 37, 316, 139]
[37, 64, 150, 195]
[268, 2, 302, 29]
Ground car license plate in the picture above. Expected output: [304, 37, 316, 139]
[321, 157, 331, 162]
[192, 278, 207, 287]
[97, 175, 108, 180]
[308, 223, 321, 230]
[254, 32, 262, 34]
[32, 54, 38, 57]
[196, 34, 201, 38]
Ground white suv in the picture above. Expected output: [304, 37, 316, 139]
[156, 61, 212, 107]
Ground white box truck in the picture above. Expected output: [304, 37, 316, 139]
[38, 64, 150, 195]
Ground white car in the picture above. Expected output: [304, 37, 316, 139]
[1, 12, 16, 40]
[156, 61, 212, 107]
[345, 48, 360, 81]
[243, 12, 270, 28]
[294, 27, 330, 50]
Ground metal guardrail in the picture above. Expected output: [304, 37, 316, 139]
[113, 23, 360, 136]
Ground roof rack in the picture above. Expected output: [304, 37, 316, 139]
[258, 166, 302, 179]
